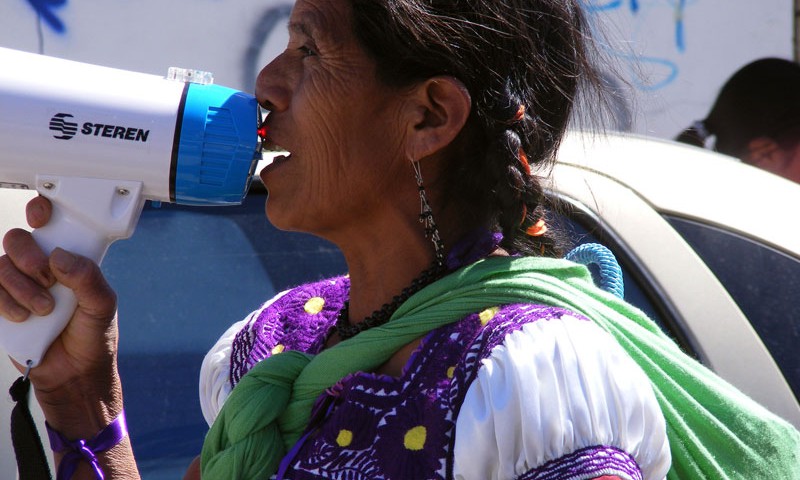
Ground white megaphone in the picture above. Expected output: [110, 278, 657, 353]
[0, 47, 263, 367]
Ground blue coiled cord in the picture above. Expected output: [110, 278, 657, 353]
[564, 243, 625, 299]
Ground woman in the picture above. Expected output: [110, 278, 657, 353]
[1, 0, 674, 478]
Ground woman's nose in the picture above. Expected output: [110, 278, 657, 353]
[255, 56, 291, 113]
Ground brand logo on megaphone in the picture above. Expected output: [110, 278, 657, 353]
[49, 113, 150, 143]
[49, 113, 79, 140]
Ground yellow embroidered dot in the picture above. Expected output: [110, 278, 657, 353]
[336, 429, 353, 447]
[304, 297, 326, 314]
[271, 344, 285, 355]
[446, 366, 455, 379]
[478, 306, 500, 326]
[404, 426, 427, 451]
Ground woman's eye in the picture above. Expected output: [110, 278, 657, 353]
[299, 45, 316, 58]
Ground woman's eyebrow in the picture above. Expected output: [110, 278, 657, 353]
[288, 20, 313, 38]
[289, 11, 323, 40]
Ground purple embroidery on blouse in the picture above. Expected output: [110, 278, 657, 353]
[517, 445, 642, 480]
[229, 277, 348, 386]
[281, 302, 583, 479]
[225, 264, 605, 479]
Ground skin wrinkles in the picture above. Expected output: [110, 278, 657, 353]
[257, 0, 440, 329]
[258, 0, 413, 240]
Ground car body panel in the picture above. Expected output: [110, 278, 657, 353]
[557, 133, 800, 256]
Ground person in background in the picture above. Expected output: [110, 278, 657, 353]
[675, 57, 800, 183]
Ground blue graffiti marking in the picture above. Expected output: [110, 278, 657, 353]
[24, 0, 68, 34]
[581, 0, 692, 90]
[582, 0, 687, 52]
[582, 0, 638, 14]
[633, 56, 680, 91]
[674, 0, 686, 52]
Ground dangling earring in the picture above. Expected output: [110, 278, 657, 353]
[412, 160, 446, 267]
[333, 161, 448, 340]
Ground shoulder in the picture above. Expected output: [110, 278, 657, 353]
[452, 304, 671, 480]
[231, 276, 349, 377]
[199, 276, 349, 426]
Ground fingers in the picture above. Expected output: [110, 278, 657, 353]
[0, 228, 115, 324]
[50, 248, 117, 320]
[0, 228, 55, 321]
[2, 228, 54, 287]
[26, 195, 52, 229]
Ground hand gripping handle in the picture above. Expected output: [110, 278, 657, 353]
[0, 176, 145, 367]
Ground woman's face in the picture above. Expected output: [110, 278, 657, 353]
[256, 0, 410, 237]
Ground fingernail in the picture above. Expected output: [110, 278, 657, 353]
[32, 293, 53, 316]
[30, 202, 46, 220]
[51, 248, 77, 274]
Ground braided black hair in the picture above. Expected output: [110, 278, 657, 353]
[351, 0, 608, 256]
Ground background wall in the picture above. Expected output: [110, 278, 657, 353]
[588, 0, 795, 137]
[0, 0, 795, 139]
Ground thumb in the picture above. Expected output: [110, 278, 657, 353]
[49, 248, 117, 319]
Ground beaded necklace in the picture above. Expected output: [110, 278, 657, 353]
[334, 260, 446, 340]
[334, 229, 502, 340]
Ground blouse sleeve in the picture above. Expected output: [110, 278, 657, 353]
[198, 290, 289, 427]
[452, 313, 671, 480]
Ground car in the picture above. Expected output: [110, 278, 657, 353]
[1, 131, 799, 478]
[551, 131, 800, 427]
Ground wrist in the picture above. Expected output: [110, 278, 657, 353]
[33, 369, 124, 440]
[47, 409, 129, 480]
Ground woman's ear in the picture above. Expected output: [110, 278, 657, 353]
[404, 76, 471, 161]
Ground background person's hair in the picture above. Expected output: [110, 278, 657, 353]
[677, 58, 800, 160]
[351, 0, 611, 257]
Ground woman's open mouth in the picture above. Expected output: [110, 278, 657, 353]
[258, 121, 292, 166]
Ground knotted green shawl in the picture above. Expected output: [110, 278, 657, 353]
[201, 256, 800, 479]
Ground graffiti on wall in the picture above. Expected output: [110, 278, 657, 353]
[20, 0, 68, 54]
[576, 0, 695, 130]
[13, 0, 702, 133]
[24, 0, 68, 34]
[16, 0, 691, 93]
[583, 0, 692, 91]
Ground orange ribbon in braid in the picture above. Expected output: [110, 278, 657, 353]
[526, 218, 548, 237]
[511, 104, 546, 239]
[514, 105, 531, 176]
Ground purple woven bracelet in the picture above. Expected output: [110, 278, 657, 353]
[46, 410, 128, 480]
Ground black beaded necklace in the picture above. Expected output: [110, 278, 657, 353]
[334, 258, 446, 340]
[335, 160, 453, 340]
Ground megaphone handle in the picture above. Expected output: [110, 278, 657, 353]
[0, 176, 144, 367]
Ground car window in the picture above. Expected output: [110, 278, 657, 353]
[101, 191, 346, 479]
[665, 215, 800, 401]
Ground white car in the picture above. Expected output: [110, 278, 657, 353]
[552, 132, 800, 427]
[2, 132, 799, 478]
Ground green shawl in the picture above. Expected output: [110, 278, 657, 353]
[201, 256, 800, 479]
